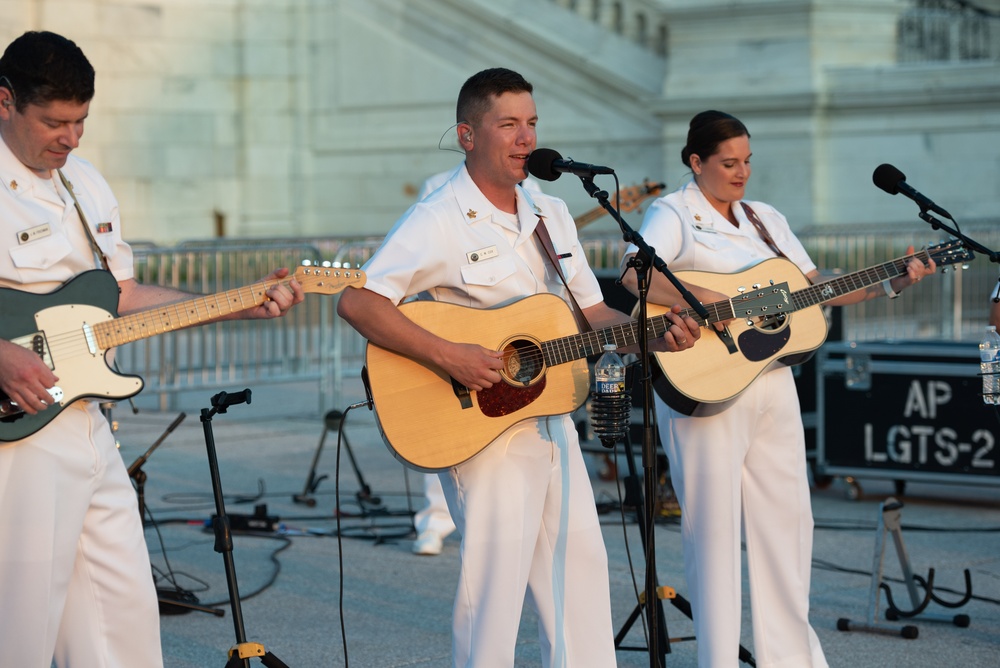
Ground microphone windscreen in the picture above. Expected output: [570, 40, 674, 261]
[527, 147, 563, 182]
[872, 163, 905, 195]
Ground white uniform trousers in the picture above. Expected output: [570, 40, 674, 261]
[439, 414, 616, 668]
[658, 367, 828, 668]
[415, 473, 457, 538]
[0, 403, 162, 668]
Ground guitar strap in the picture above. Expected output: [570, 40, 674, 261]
[56, 168, 110, 271]
[740, 201, 788, 260]
[534, 217, 593, 333]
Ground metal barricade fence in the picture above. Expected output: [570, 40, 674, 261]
[122, 242, 332, 411]
[798, 222, 997, 343]
[118, 226, 995, 408]
[329, 238, 392, 392]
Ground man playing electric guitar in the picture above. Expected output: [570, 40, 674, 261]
[0, 32, 304, 668]
[338, 68, 700, 667]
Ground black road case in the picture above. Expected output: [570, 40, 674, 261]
[816, 341, 1000, 490]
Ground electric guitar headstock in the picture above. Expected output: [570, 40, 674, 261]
[575, 180, 666, 229]
[292, 262, 367, 295]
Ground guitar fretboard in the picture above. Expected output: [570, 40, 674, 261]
[540, 299, 737, 367]
[791, 250, 930, 311]
[93, 281, 286, 349]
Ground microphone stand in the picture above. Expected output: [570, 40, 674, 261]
[916, 210, 999, 264]
[576, 176, 710, 668]
[200, 389, 289, 668]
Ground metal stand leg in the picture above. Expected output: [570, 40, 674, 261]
[836, 497, 920, 639]
[293, 409, 380, 510]
[612, 437, 756, 666]
[837, 496, 974, 638]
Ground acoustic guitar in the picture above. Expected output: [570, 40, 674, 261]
[365, 284, 788, 471]
[642, 240, 973, 414]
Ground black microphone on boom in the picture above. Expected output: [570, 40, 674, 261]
[872, 163, 954, 220]
[527, 147, 615, 182]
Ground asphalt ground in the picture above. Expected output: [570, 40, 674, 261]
[108, 380, 1000, 667]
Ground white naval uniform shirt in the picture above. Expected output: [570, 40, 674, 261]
[363, 163, 603, 313]
[627, 179, 815, 278]
[0, 135, 133, 294]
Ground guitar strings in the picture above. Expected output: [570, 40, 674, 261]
[498, 245, 949, 372]
[496, 290, 777, 371]
[18, 276, 322, 373]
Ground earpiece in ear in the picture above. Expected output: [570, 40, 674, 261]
[464, 133, 472, 142]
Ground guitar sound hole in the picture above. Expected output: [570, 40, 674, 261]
[754, 313, 788, 332]
[501, 338, 544, 387]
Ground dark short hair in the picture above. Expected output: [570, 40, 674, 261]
[681, 110, 750, 168]
[456, 68, 533, 126]
[0, 31, 94, 112]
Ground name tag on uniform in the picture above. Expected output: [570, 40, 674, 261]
[17, 223, 51, 244]
[467, 245, 498, 263]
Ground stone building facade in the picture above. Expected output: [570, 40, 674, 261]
[1, 0, 997, 242]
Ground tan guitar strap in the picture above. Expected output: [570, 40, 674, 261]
[534, 217, 592, 333]
[57, 168, 110, 271]
[740, 201, 788, 260]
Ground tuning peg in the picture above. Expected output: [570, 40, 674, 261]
[301, 259, 313, 267]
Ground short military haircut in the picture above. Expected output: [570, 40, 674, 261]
[0, 31, 95, 112]
[456, 67, 533, 127]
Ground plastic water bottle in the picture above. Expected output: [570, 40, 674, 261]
[591, 344, 629, 447]
[979, 325, 1000, 405]
[594, 344, 626, 395]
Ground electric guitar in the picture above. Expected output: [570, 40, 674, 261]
[574, 180, 665, 230]
[643, 240, 973, 414]
[365, 285, 788, 471]
[0, 264, 366, 441]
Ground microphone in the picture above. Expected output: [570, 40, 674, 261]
[211, 388, 252, 412]
[527, 147, 615, 182]
[872, 163, 953, 220]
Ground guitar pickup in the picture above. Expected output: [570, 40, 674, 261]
[12, 332, 53, 370]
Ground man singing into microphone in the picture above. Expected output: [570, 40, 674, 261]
[338, 67, 700, 666]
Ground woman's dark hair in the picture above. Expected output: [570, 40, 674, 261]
[456, 68, 533, 126]
[681, 110, 749, 168]
[0, 31, 94, 112]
